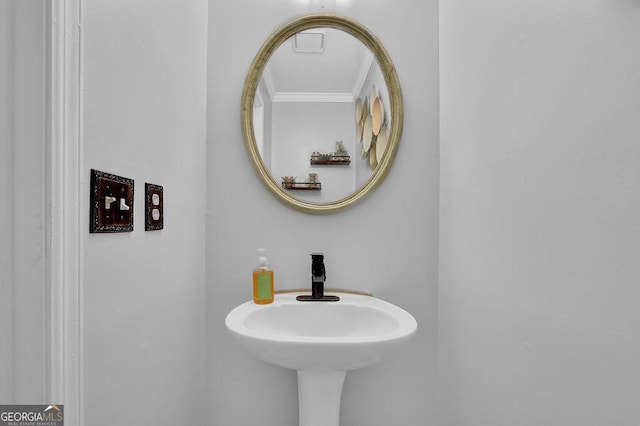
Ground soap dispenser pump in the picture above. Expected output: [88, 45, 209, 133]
[253, 248, 274, 304]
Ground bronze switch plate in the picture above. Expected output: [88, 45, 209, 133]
[90, 169, 134, 233]
[145, 183, 163, 231]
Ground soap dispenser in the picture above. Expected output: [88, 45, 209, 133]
[253, 248, 274, 304]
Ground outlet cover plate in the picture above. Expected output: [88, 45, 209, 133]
[145, 183, 163, 231]
[90, 169, 134, 233]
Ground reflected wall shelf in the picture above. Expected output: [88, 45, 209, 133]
[310, 154, 351, 166]
[282, 182, 322, 191]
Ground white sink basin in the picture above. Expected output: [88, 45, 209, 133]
[226, 292, 417, 370]
[225, 292, 417, 426]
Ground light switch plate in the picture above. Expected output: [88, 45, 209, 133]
[90, 169, 134, 233]
[145, 183, 163, 231]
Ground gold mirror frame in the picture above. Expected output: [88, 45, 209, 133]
[241, 14, 403, 214]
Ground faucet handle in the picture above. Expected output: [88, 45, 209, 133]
[297, 252, 339, 302]
[311, 252, 326, 281]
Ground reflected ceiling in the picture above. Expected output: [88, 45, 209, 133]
[263, 28, 371, 98]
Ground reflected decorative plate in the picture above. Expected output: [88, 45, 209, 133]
[372, 97, 384, 136]
[355, 98, 363, 123]
[362, 96, 368, 121]
[376, 126, 388, 162]
[370, 85, 378, 114]
[362, 114, 373, 152]
[369, 141, 377, 169]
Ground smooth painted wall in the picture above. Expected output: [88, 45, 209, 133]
[0, 0, 46, 404]
[439, 1, 640, 425]
[81, 0, 208, 424]
[207, 0, 439, 425]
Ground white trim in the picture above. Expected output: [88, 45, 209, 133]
[273, 92, 354, 103]
[0, 0, 16, 403]
[261, 63, 277, 102]
[254, 86, 263, 108]
[351, 49, 374, 99]
[47, 1, 82, 425]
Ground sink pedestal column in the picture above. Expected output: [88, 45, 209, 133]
[297, 370, 346, 426]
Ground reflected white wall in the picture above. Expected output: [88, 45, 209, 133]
[271, 101, 355, 203]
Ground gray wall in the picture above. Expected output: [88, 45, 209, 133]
[439, 1, 640, 425]
[0, 0, 46, 404]
[207, 0, 439, 425]
[80, 1, 208, 425]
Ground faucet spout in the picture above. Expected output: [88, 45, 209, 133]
[311, 253, 326, 299]
[296, 253, 340, 302]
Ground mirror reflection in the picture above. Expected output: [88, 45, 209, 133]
[252, 27, 392, 203]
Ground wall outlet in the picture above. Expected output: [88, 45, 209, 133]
[145, 183, 163, 231]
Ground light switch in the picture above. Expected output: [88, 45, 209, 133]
[104, 196, 116, 210]
[119, 198, 130, 211]
[145, 183, 163, 231]
[90, 169, 134, 233]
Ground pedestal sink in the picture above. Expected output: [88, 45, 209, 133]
[225, 292, 417, 426]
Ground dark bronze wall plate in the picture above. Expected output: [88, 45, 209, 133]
[145, 183, 163, 231]
[90, 169, 134, 233]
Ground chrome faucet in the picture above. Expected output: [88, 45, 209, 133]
[296, 253, 340, 302]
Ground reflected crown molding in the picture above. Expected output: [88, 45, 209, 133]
[273, 92, 354, 103]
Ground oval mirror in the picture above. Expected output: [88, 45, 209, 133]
[241, 14, 403, 214]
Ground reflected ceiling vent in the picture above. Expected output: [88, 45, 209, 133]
[293, 30, 326, 53]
